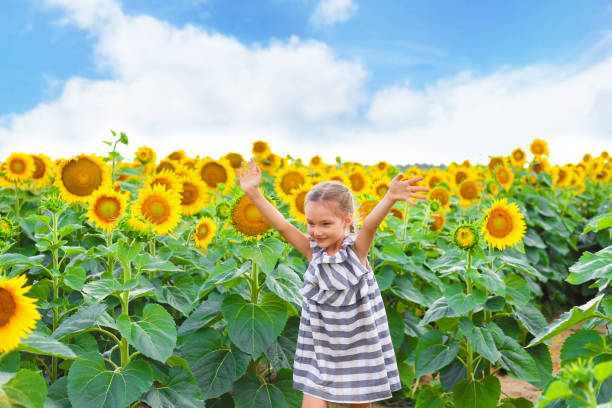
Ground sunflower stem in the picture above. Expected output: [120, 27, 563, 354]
[250, 262, 259, 304]
[401, 201, 409, 248]
[148, 240, 156, 279]
[51, 212, 60, 383]
[13, 182, 20, 217]
[120, 259, 131, 368]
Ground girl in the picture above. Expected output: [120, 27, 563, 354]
[236, 159, 428, 408]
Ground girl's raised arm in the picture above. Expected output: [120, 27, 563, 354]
[353, 174, 429, 260]
[237, 159, 312, 260]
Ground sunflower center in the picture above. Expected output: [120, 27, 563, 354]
[0, 287, 16, 327]
[496, 169, 510, 183]
[197, 224, 209, 239]
[557, 169, 567, 184]
[377, 162, 386, 171]
[138, 151, 151, 162]
[152, 178, 172, 191]
[245, 204, 263, 223]
[533, 162, 544, 174]
[225, 153, 243, 169]
[295, 191, 307, 214]
[253, 142, 267, 153]
[489, 158, 504, 171]
[457, 228, 474, 247]
[532, 144, 543, 155]
[281, 172, 305, 194]
[431, 189, 449, 205]
[32, 156, 45, 179]
[201, 162, 227, 188]
[460, 182, 478, 200]
[95, 197, 121, 222]
[157, 162, 175, 173]
[428, 176, 441, 189]
[9, 159, 26, 175]
[168, 151, 184, 161]
[487, 209, 513, 238]
[62, 158, 103, 196]
[181, 182, 198, 205]
[350, 174, 365, 191]
[142, 197, 170, 224]
[311, 157, 320, 165]
[455, 171, 467, 185]
[514, 150, 524, 160]
[430, 212, 444, 231]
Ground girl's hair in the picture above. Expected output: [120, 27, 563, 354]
[305, 181, 358, 233]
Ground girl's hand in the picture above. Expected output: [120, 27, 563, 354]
[387, 174, 429, 205]
[236, 159, 262, 192]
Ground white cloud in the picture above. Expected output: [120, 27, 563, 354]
[0, 1, 610, 166]
[310, 0, 358, 26]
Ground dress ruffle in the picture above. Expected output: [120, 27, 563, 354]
[299, 234, 374, 306]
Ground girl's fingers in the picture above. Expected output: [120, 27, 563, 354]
[411, 194, 428, 200]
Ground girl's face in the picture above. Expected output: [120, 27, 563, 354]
[305, 200, 352, 249]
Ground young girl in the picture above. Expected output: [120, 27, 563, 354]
[236, 159, 428, 408]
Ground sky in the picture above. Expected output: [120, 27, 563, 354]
[1, 0, 611, 165]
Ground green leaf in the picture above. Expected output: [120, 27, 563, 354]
[415, 384, 447, 408]
[19, 332, 77, 359]
[0, 253, 42, 267]
[491, 325, 539, 383]
[0, 369, 47, 408]
[560, 329, 605, 363]
[135, 253, 182, 273]
[47, 376, 69, 408]
[504, 275, 531, 309]
[199, 261, 250, 297]
[501, 251, 546, 281]
[375, 265, 395, 292]
[457, 318, 501, 364]
[117, 240, 140, 266]
[443, 283, 486, 314]
[582, 213, 612, 234]
[221, 292, 288, 357]
[238, 238, 284, 275]
[156, 286, 194, 317]
[233, 370, 301, 408]
[63, 266, 87, 291]
[58, 224, 82, 238]
[67, 353, 153, 408]
[141, 367, 204, 408]
[484, 296, 506, 312]
[387, 308, 405, 352]
[514, 304, 547, 337]
[82, 278, 123, 301]
[265, 264, 303, 306]
[404, 309, 426, 338]
[179, 328, 250, 399]
[566, 247, 612, 288]
[528, 294, 604, 347]
[536, 381, 573, 407]
[178, 293, 224, 336]
[52, 303, 107, 340]
[415, 329, 459, 377]
[595, 361, 612, 383]
[527, 343, 553, 390]
[453, 378, 491, 408]
[421, 297, 459, 325]
[523, 229, 546, 249]
[116, 304, 177, 363]
[380, 242, 411, 265]
[482, 375, 501, 408]
[265, 318, 299, 371]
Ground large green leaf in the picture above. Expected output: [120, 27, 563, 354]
[504, 275, 531, 309]
[67, 353, 153, 408]
[265, 317, 299, 371]
[528, 343, 553, 390]
[443, 283, 486, 315]
[415, 384, 448, 408]
[178, 293, 224, 336]
[238, 238, 284, 275]
[536, 381, 573, 407]
[391, 275, 426, 304]
[19, 332, 77, 359]
[156, 285, 194, 317]
[566, 247, 612, 288]
[52, 303, 107, 340]
[458, 318, 501, 364]
[116, 304, 177, 363]
[380, 242, 411, 265]
[420, 297, 459, 325]
[387, 308, 405, 351]
[500, 250, 546, 281]
[179, 328, 250, 399]
[491, 324, 539, 383]
[265, 264, 303, 307]
[453, 376, 500, 408]
[233, 370, 301, 408]
[221, 292, 288, 357]
[560, 329, 605, 363]
[528, 294, 604, 347]
[513, 304, 547, 337]
[199, 260, 250, 298]
[141, 367, 204, 408]
[415, 329, 459, 377]
[82, 278, 123, 301]
[0, 369, 47, 408]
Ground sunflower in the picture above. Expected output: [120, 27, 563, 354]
[257, 153, 280, 176]
[371, 177, 391, 199]
[166, 149, 187, 162]
[135, 146, 157, 166]
[29, 154, 55, 187]
[510, 148, 527, 168]
[374, 161, 391, 175]
[2, 153, 35, 184]
[428, 186, 451, 210]
[196, 158, 235, 192]
[582, 153, 593, 163]
[390, 207, 404, 220]
[274, 165, 310, 203]
[530, 157, 550, 175]
[356, 199, 386, 229]
[494, 165, 514, 191]
[488, 156, 506, 173]
[230, 193, 273, 240]
[156, 159, 178, 174]
[485, 180, 499, 197]
[145, 169, 183, 194]
[55, 154, 110, 203]
[347, 167, 371, 194]
[308, 155, 325, 171]
[87, 187, 129, 232]
[118, 213, 155, 242]
[216, 200, 232, 220]
[178, 176, 209, 216]
[324, 169, 351, 188]
[288, 185, 311, 224]
[452, 223, 480, 251]
[424, 169, 446, 190]
[223, 153, 245, 170]
[193, 217, 217, 249]
[0, 275, 41, 353]
[429, 210, 445, 232]
[134, 184, 182, 235]
[458, 180, 481, 207]
[451, 168, 472, 190]
[252, 141, 271, 158]
[552, 165, 571, 187]
[481, 198, 526, 251]
[182, 159, 198, 171]
[530, 139, 549, 157]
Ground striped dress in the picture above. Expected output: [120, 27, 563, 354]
[293, 233, 402, 403]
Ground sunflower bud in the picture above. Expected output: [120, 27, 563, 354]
[118, 214, 155, 242]
[451, 223, 480, 251]
[41, 192, 66, 215]
[429, 199, 442, 212]
[0, 216, 19, 242]
[216, 201, 231, 220]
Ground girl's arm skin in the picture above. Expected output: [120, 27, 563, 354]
[353, 174, 429, 263]
[236, 159, 312, 260]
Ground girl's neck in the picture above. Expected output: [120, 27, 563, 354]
[324, 235, 346, 256]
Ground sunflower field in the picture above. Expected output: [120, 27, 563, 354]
[0, 132, 611, 408]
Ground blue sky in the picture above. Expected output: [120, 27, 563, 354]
[1, 0, 611, 164]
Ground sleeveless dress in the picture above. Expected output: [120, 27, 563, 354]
[293, 233, 402, 403]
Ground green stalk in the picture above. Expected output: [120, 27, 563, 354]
[465, 251, 474, 381]
[13, 182, 20, 216]
[148, 240, 156, 279]
[120, 257, 132, 367]
[250, 263, 259, 304]
[401, 201, 409, 247]
[51, 212, 60, 383]
[106, 232, 114, 276]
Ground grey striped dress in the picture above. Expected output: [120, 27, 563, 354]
[293, 233, 401, 403]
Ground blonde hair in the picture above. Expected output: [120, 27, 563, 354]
[305, 181, 357, 233]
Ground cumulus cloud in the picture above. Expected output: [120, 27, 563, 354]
[310, 0, 358, 26]
[0, 0, 610, 166]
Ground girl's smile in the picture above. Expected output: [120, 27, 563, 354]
[305, 200, 353, 255]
